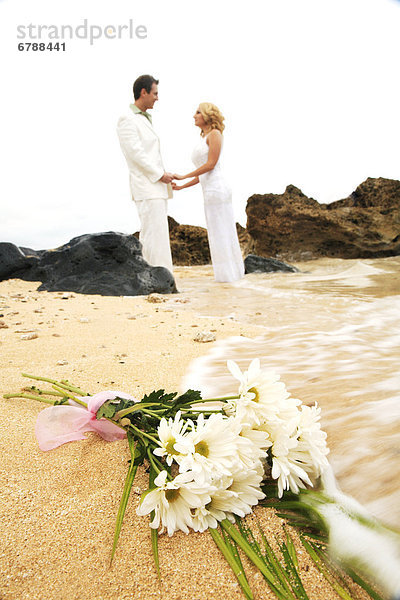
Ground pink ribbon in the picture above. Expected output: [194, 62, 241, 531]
[35, 391, 138, 451]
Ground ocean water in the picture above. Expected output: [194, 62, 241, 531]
[174, 257, 400, 528]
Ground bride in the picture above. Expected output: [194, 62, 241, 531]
[172, 103, 245, 283]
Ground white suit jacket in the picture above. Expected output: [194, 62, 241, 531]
[117, 111, 172, 202]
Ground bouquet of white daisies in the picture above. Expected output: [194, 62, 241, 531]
[135, 359, 329, 536]
[6, 360, 337, 600]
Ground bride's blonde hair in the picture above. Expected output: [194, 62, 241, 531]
[199, 102, 225, 136]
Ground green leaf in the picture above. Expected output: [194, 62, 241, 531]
[151, 526, 160, 581]
[284, 531, 298, 569]
[148, 462, 161, 581]
[96, 402, 118, 420]
[220, 519, 287, 596]
[96, 396, 136, 420]
[237, 519, 296, 600]
[173, 389, 203, 407]
[209, 527, 253, 600]
[142, 389, 178, 405]
[133, 443, 147, 467]
[110, 433, 138, 564]
[300, 538, 354, 600]
[53, 397, 69, 406]
[265, 489, 387, 600]
[221, 524, 253, 597]
[344, 567, 386, 600]
[279, 535, 309, 600]
[254, 522, 294, 596]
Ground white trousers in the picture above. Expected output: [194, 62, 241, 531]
[136, 198, 173, 273]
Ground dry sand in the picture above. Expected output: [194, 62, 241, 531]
[0, 277, 371, 600]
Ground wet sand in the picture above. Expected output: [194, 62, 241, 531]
[2, 258, 397, 600]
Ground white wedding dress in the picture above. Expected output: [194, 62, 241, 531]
[191, 136, 245, 282]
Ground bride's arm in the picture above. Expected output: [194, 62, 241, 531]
[174, 130, 222, 180]
[172, 177, 199, 191]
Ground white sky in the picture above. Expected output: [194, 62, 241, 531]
[0, 0, 399, 249]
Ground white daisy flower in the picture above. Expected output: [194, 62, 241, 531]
[293, 404, 330, 477]
[228, 466, 266, 510]
[191, 488, 238, 531]
[191, 504, 224, 532]
[227, 359, 294, 426]
[272, 454, 312, 498]
[153, 411, 189, 466]
[192, 467, 265, 530]
[229, 417, 271, 470]
[268, 421, 313, 497]
[136, 470, 212, 536]
[175, 413, 239, 485]
[275, 396, 303, 422]
[266, 403, 330, 497]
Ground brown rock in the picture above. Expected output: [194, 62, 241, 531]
[167, 219, 248, 265]
[236, 222, 251, 252]
[168, 217, 211, 265]
[134, 218, 210, 266]
[245, 178, 400, 260]
[135, 219, 247, 266]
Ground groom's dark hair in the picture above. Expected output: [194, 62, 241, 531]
[133, 75, 159, 100]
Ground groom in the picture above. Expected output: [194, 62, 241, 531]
[117, 74, 174, 273]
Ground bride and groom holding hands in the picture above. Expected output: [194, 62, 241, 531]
[117, 74, 244, 283]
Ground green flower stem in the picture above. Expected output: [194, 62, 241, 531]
[146, 448, 162, 475]
[3, 392, 56, 404]
[176, 395, 239, 410]
[52, 381, 88, 397]
[51, 385, 88, 408]
[141, 409, 162, 420]
[148, 463, 161, 580]
[199, 395, 240, 403]
[181, 411, 221, 418]
[114, 403, 159, 420]
[151, 524, 160, 581]
[21, 373, 87, 396]
[60, 379, 87, 395]
[22, 386, 66, 397]
[128, 423, 160, 446]
[104, 417, 127, 432]
[177, 396, 240, 411]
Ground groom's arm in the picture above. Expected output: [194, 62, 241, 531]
[117, 116, 164, 183]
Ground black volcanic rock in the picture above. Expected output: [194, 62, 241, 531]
[244, 254, 299, 274]
[0, 232, 177, 296]
[19, 247, 45, 258]
[0, 243, 38, 279]
[245, 178, 400, 260]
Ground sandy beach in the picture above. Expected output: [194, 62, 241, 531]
[2, 259, 398, 600]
